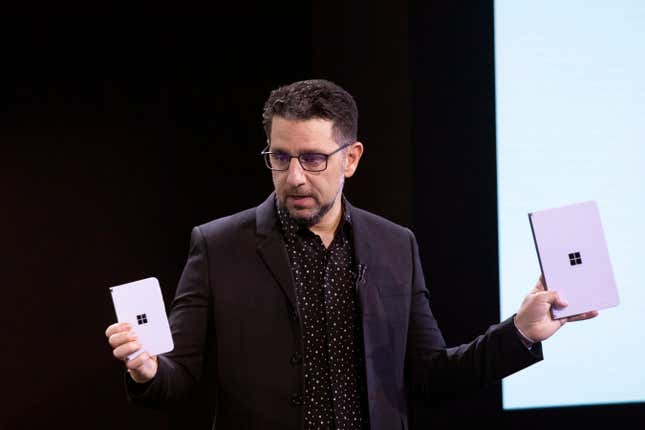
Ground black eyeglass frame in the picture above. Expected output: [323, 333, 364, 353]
[261, 142, 353, 172]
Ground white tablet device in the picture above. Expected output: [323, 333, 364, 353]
[529, 200, 619, 319]
[109, 277, 174, 360]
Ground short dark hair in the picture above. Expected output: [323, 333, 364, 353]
[262, 79, 358, 146]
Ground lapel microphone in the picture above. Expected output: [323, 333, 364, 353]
[355, 264, 367, 291]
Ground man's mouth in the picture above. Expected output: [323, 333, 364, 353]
[288, 195, 313, 203]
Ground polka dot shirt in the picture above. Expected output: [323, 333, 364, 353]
[277, 199, 368, 430]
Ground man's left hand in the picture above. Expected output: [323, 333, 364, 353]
[514, 275, 599, 343]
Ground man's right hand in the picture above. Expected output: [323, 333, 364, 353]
[105, 322, 158, 383]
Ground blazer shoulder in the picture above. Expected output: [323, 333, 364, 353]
[351, 206, 413, 239]
[194, 207, 257, 243]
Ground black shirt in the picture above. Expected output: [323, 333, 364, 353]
[277, 199, 367, 430]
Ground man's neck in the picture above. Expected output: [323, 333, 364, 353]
[309, 198, 343, 248]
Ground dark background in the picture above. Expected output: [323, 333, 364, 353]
[2, 4, 641, 429]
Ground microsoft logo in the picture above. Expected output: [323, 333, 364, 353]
[569, 252, 582, 266]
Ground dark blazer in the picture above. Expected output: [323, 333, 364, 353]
[128, 193, 542, 429]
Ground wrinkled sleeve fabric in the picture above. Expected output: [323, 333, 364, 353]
[404, 229, 543, 401]
[126, 226, 213, 408]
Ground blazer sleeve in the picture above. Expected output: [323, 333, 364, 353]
[126, 226, 213, 407]
[404, 229, 543, 401]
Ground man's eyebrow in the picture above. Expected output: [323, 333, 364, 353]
[271, 147, 326, 154]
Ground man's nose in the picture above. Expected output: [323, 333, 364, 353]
[285, 157, 306, 186]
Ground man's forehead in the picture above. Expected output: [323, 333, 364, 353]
[269, 117, 337, 149]
[271, 116, 334, 131]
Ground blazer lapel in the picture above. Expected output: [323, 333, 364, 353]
[348, 201, 373, 280]
[255, 193, 297, 309]
[346, 200, 397, 424]
[347, 200, 391, 347]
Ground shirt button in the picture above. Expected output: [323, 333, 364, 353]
[290, 352, 302, 365]
[289, 393, 302, 407]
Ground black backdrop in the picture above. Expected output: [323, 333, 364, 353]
[2, 5, 642, 430]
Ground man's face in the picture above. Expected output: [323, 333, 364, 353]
[269, 116, 361, 227]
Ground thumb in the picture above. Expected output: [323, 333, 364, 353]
[530, 274, 546, 293]
[545, 290, 568, 308]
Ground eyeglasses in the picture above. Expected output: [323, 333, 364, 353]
[261, 143, 352, 172]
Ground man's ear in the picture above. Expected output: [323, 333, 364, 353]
[344, 142, 364, 178]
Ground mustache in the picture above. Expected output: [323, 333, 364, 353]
[284, 190, 315, 198]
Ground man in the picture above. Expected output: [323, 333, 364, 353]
[105, 79, 597, 429]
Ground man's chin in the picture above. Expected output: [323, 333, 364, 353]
[287, 206, 321, 227]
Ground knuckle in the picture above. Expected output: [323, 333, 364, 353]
[108, 333, 124, 348]
[105, 323, 119, 337]
[112, 348, 122, 360]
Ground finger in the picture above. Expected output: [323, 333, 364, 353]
[105, 322, 131, 338]
[108, 330, 137, 348]
[113, 340, 141, 361]
[566, 310, 599, 322]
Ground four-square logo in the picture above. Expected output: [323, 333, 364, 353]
[569, 252, 582, 266]
[136, 313, 148, 325]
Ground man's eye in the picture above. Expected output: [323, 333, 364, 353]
[272, 153, 291, 162]
[300, 154, 326, 164]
